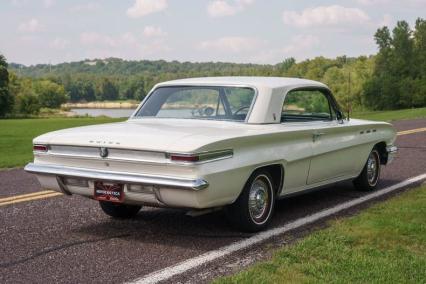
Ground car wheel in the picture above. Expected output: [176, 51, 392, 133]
[353, 148, 381, 191]
[99, 201, 142, 219]
[227, 170, 275, 232]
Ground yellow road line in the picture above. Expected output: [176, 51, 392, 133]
[0, 190, 57, 203]
[0, 192, 62, 207]
[0, 127, 425, 207]
[397, 127, 426, 136]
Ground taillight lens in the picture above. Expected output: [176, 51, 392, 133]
[169, 154, 200, 162]
[33, 144, 48, 152]
[168, 149, 233, 163]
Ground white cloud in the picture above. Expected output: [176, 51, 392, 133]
[127, 0, 168, 18]
[198, 36, 264, 53]
[282, 5, 370, 28]
[356, 0, 389, 5]
[251, 35, 320, 63]
[19, 35, 39, 42]
[50, 37, 69, 49]
[141, 39, 172, 55]
[71, 2, 100, 12]
[283, 35, 320, 54]
[80, 32, 117, 47]
[11, 0, 28, 7]
[80, 32, 145, 48]
[121, 32, 138, 45]
[18, 18, 44, 33]
[207, 0, 254, 17]
[357, 0, 426, 7]
[78, 31, 171, 61]
[43, 0, 55, 8]
[143, 26, 167, 37]
[379, 14, 393, 27]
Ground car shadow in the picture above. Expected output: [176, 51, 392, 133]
[74, 177, 400, 249]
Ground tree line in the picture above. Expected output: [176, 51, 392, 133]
[0, 18, 424, 117]
[365, 18, 426, 110]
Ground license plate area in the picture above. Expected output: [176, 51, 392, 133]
[94, 181, 124, 203]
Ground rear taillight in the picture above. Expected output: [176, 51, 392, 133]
[168, 149, 233, 163]
[169, 154, 200, 162]
[33, 144, 48, 152]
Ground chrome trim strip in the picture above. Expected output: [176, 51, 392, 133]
[35, 152, 171, 166]
[25, 163, 209, 190]
[36, 146, 233, 165]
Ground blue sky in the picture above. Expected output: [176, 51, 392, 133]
[1, 0, 425, 65]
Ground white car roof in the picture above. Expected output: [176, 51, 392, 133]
[152, 76, 330, 124]
[157, 76, 328, 90]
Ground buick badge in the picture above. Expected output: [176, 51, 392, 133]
[100, 147, 109, 158]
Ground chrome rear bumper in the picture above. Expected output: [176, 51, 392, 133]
[24, 163, 209, 191]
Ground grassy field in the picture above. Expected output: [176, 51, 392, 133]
[353, 107, 426, 121]
[215, 186, 426, 284]
[0, 117, 123, 168]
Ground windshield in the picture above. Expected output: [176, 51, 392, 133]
[134, 86, 256, 122]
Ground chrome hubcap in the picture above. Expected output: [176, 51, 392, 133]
[367, 151, 379, 185]
[248, 176, 271, 224]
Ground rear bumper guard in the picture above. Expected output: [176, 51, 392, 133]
[24, 163, 209, 191]
[386, 146, 398, 164]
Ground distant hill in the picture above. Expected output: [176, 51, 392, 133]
[9, 58, 277, 78]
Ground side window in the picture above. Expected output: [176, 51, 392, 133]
[281, 89, 333, 122]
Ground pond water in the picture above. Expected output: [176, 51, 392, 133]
[71, 108, 136, 118]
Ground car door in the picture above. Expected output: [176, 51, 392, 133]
[279, 89, 320, 193]
[281, 88, 355, 188]
[300, 89, 356, 184]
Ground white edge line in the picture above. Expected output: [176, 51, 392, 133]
[130, 173, 426, 284]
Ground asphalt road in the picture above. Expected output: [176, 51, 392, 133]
[1, 119, 425, 284]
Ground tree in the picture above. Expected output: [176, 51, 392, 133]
[34, 80, 68, 108]
[98, 78, 119, 101]
[364, 19, 425, 110]
[123, 77, 146, 100]
[277, 58, 296, 74]
[0, 54, 14, 117]
[67, 79, 96, 102]
[10, 76, 41, 114]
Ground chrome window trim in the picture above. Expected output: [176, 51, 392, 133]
[280, 86, 340, 123]
[24, 163, 209, 191]
[128, 84, 259, 124]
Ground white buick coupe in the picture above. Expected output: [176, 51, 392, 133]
[26, 77, 397, 231]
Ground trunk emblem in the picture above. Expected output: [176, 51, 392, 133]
[100, 147, 109, 158]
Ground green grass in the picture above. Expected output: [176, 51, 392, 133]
[215, 186, 426, 284]
[353, 107, 426, 122]
[0, 117, 123, 168]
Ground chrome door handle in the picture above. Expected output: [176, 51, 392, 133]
[312, 132, 325, 142]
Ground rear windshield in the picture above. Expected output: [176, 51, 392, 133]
[134, 86, 256, 122]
